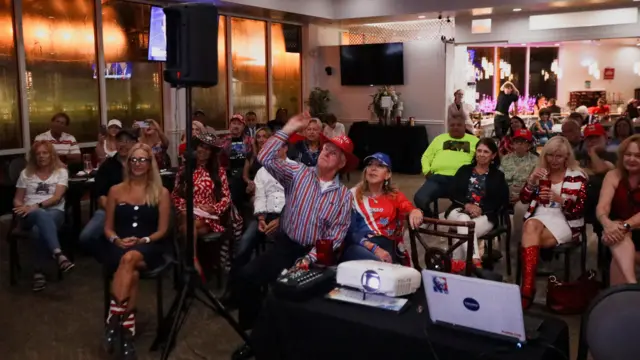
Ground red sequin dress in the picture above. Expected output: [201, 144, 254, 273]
[171, 165, 231, 232]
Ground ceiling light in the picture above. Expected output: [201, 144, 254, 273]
[472, 8, 493, 16]
[521, 43, 526, 46]
[418, 15, 426, 19]
[555, 43, 560, 46]
[513, 8, 522, 12]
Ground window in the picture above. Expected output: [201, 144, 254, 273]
[496, 47, 527, 96]
[467, 47, 495, 107]
[23, 0, 100, 143]
[192, 15, 227, 130]
[271, 23, 301, 119]
[102, 1, 163, 128]
[529, 47, 559, 101]
[231, 18, 267, 123]
[0, 1, 21, 149]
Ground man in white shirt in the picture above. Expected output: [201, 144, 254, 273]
[222, 144, 289, 305]
[322, 113, 345, 139]
[34, 112, 81, 164]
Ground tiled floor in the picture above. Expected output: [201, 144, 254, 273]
[0, 172, 594, 359]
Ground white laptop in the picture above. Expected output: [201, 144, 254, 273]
[422, 269, 535, 343]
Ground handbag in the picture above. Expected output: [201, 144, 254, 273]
[546, 269, 601, 315]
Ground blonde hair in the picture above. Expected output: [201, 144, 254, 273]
[139, 119, 162, 146]
[123, 143, 163, 206]
[354, 166, 398, 202]
[253, 127, 272, 154]
[25, 141, 65, 176]
[616, 134, 640, 178]
[500, 81, 520, 96]
[537, 136, 583, 174]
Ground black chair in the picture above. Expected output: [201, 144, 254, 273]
[516, 226, 588, 283]
[577, 284, 640, 360]
[477, 207, 512, 275]
[192, 209, 235, 289]
[102, 237, 179, 348]
[7, 213, 70, 286]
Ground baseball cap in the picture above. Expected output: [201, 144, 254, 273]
[325, 135, 359, 172]
[584, 123, 606, 137]
[512, 129, 533, 142]
[107, 119, 122, 128]
[363, 152, 392, 169]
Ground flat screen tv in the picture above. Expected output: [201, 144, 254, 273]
[340, 43, 404, 86]
[148, 6, 167, 61]
[92, 62, 132, 79]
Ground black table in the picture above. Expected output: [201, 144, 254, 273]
[251, 289, 570, 360]
[348, 122, 429, 174]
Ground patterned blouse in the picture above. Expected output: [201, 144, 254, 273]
[172, 165, 231, 233]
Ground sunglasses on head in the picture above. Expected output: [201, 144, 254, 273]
[129, 157, 151, 164]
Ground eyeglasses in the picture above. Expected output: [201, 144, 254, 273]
[129, 157, 151, 164]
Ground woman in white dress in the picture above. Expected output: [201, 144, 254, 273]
[518, 136, 588, 309]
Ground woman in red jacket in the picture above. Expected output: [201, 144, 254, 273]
[519, 136, 587, 308]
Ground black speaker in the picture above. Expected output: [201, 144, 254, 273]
[282, 24, 301, 53]
[163, 4, 219, 88]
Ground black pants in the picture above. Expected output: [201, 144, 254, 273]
[227, 171, 247, 209]
[234, 232, 309, 330]
[494, 114, 510, 139]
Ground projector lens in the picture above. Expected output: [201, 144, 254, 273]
[361, 270, 380, 292]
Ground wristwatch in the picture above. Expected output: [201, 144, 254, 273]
[623, 223, 632, 232]
[142, 237, 151, 244]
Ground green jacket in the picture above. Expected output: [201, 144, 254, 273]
[421, 133, 478, 176]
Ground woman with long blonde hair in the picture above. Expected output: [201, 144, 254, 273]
[243, 127, 272, 195]
[136, 119, 170, 169]
[13, 141, 73, 291]
[519, 136, 588, 308]
[495, 81, 520, 139]
[342, 153, 423, 265]
[103, 143, 171, 358]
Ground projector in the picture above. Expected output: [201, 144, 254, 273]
[336, 260, 422, 297]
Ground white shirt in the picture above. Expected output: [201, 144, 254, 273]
[35, 130, 81, 156]
[16, 168, 69, 211]
[323, 122, 346, 139]
[253, 164, 288, 215]
[447, 102, 474, 132]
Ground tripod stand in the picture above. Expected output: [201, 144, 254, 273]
[151, 86, 249, 360]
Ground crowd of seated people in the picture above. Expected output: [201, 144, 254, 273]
[12, 104, 640, 360]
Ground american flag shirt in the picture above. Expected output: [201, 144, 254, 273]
[257, 130, 351, 262]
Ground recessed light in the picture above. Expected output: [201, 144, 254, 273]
[418, 15, 426, 19]
[521, 43, 526, 46]
[513, 8, 522, 12]
[555, 43, 560, 46]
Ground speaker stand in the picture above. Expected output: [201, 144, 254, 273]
[150, 86, 249, 360]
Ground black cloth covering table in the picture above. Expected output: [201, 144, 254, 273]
[251, 288, 569, 360]
[348, 122, 429, 174]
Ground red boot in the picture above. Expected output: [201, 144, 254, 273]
[520, 246, 540, 309]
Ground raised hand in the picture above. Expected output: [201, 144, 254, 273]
[282, 111, 311, 135]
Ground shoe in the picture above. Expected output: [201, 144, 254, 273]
[232, 343, 254, 360]
[32, 273, 46, 292]
[121, 325, 137, 360]
[103, 311, 121, 355]
[521, 246, 540, 309]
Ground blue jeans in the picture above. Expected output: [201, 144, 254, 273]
[22, 208, 65, 269]
[341, 236, 398, 264]
[79, 209, 106, 262]
[413, 174, 453, 215]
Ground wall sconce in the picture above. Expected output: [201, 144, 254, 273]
[634, 62, 640, 76]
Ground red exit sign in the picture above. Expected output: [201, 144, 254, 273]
[604, 67, 615, 80]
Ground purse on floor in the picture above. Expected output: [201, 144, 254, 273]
[546, 269, 601, 315]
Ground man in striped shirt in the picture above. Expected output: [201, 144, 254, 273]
[34, 112, 81, 164]
[232, 112, 357, 357]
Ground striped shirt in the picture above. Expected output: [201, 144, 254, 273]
[35, 130, 81, 156]
[258, 130, 351, 262]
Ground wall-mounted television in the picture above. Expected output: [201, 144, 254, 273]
[339, 43, 404, 86]
[148, 6, 167, 61]
[92, 62, 132, 79]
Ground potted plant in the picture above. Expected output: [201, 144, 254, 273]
[368, 86, 401, 122]
[305, 87, 331, 118]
